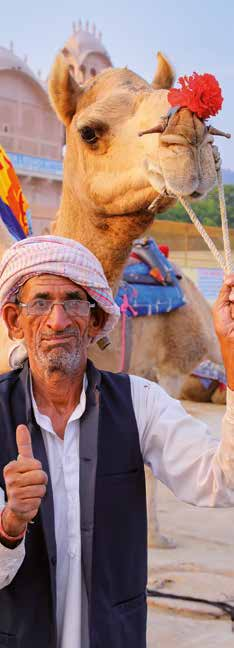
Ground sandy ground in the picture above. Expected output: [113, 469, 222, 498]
[147, 401, 234, 647]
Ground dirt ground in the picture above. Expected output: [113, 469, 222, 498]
[147, 401, 234, 647]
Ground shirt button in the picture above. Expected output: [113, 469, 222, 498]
[69, 550, 76, 558]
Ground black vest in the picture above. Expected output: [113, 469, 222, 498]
[0, 361, 147, 648]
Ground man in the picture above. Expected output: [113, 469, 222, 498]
[0, 235, 234, 648]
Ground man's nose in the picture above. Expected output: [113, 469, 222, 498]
[46, 303, 71, 329]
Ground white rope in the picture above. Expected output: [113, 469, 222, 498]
[175, 169, 233, 275]
[175, 194, 226, 271]
[217, 169, 233, 274]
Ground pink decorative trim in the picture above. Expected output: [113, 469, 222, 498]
[119, 294, 137, 372]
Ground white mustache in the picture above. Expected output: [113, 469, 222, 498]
[41, 329, 79, 340]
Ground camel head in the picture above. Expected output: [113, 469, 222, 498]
[49, 52, 219, 221]
[48, 53, 224, 288]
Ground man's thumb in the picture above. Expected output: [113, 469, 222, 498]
[16, 424, 34, 459]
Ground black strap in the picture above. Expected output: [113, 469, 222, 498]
[147, 588, 234, 631]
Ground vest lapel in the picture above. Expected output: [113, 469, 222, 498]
[79, 361, 101, 604]
[20, 363, 57, 634]
[19, 361, 101, 630]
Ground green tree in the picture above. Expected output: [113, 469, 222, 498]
[157, 185, 234, 228]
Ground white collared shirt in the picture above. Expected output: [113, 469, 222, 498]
[30, 378, 87, 648]
[1, 376, 234, 648]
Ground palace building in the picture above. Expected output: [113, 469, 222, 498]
[0, 22, 112, 235]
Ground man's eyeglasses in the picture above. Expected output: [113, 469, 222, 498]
[18, 299, 95, 318]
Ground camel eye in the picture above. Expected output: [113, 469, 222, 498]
[80, 127, 98, 144]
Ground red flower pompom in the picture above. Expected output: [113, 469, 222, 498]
[168, 72, 223, 120]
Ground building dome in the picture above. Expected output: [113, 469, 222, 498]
[0, 45, 46, 93]
[63, 20, 112, 82]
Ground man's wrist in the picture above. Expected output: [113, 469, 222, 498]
[226, 376, 234, 391]
[219, 343, 234, 390]
[0, 534, 24, 549]
[0, 507, 27, 539]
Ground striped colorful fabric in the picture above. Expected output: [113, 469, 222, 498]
[0, 145, 32, 240]
[192, 360, 226, 388]
[0, 235, 120, 342]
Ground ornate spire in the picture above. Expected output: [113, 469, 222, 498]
[63, 19, 113, 75]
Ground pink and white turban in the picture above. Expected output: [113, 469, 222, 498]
[0, 235, 120, 342]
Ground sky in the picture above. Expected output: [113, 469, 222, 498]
[1, 0, 234, 168]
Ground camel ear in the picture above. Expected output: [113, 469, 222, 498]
[152, 52, 175, 89]
[48, 52, 83, 126]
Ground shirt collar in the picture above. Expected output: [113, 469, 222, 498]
[30, 372, 88, 435]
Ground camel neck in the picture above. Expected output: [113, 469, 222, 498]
[54, 189, 154, 290]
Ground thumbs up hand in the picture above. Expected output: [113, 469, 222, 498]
[2, 425, 48, 537]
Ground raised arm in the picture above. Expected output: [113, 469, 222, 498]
[131, 375, 231, 507]
[130, 276, 234, 507]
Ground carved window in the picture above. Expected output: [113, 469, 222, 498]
[79, 64, 86, 82]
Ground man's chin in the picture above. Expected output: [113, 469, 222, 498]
[37, 348, 82, 374]
[46, 359, 68, 374]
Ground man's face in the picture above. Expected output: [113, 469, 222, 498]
[5, 275, 99, 377]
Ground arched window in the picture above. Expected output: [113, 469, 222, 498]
[68, 64, 75, 75]
[79, 64, 86, 82]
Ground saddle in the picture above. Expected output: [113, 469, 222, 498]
[192, 360, 226, 389]
[115, 238, 186, 317]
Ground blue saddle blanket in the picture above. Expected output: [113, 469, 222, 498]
[192, 360, 226, 389]
[115, 239, 186, 317]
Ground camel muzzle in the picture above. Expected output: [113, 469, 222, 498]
[141, 105, 231, 202]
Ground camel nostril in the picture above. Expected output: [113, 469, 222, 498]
[190, 191, 202, 199]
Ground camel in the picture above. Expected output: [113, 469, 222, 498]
[0, 52, 224, 545]
[47, 51, 222, 393]
[47, 51, 226, 547]
[0, 53, 222, 387]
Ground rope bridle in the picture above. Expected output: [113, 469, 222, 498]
[141, 105, 232, 276]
